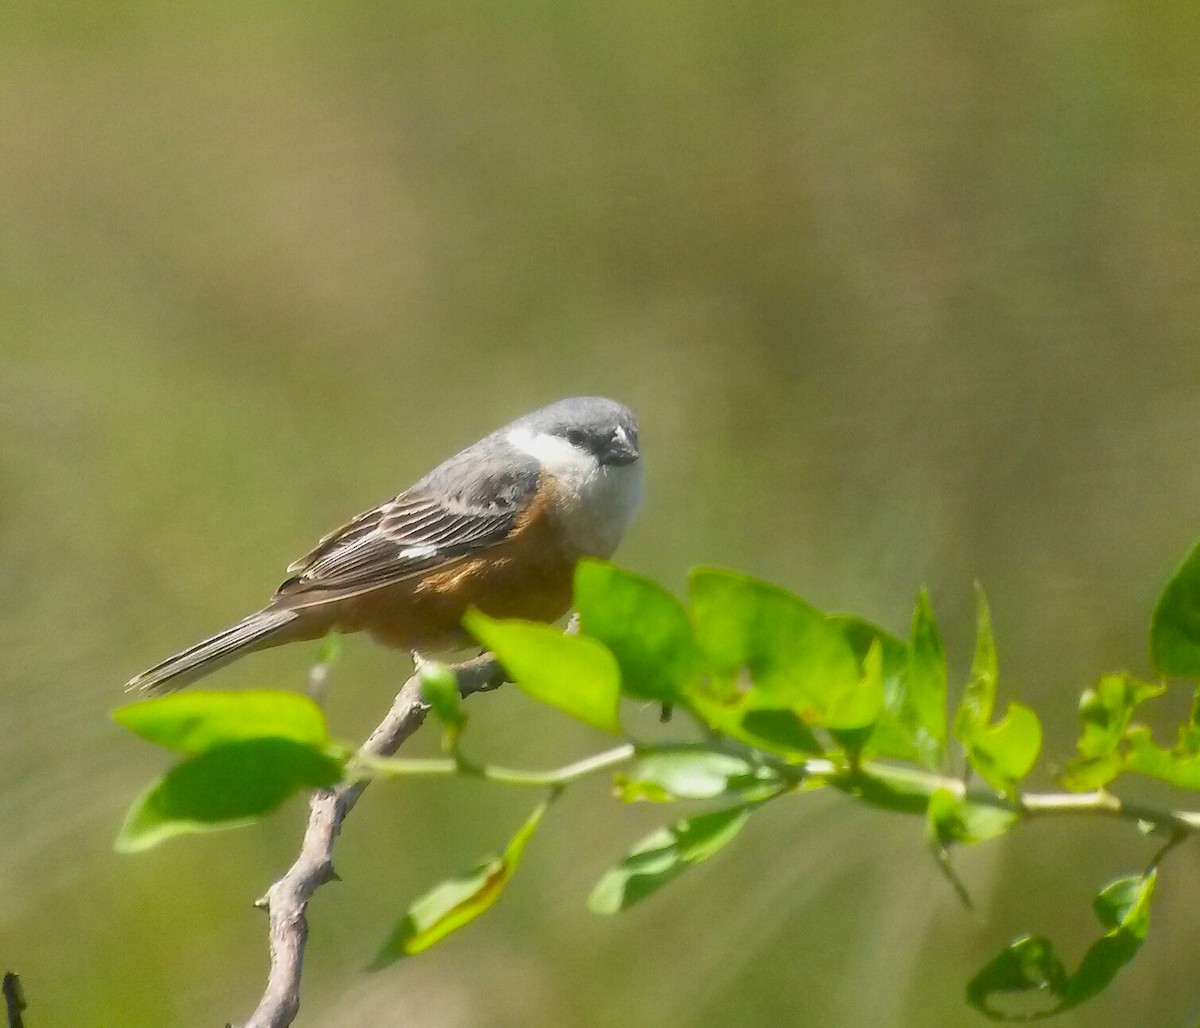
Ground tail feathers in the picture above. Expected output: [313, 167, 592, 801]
[125, 608, 300, 694]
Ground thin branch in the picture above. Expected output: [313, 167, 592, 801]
[3, 973, 25, 1028]
[357, 743, 637, 788]
[812, 757, 1200, 836]
[238, 651, 505, 1028]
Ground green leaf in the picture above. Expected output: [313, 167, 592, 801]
[688, 695, 824, 757]
[614, 748, 782, 803]
[1059, 754, 1124, 792]
[574, 560, 702, 702]
[828, 637, 886, 732]
[113, 690, 330, 754]
[963, 702, 1043, 794]
[967, 872, 1156, 1020]
[926, 788, 1018, 849]
[371, 799, 550, 965]
[1124, 727, 1200, 789]
[830, 615, 908, 678]
[1064, 874, 1155, 1008]
[314, 631, 344, 668]
[115, 740, 345, 852]
[1151, 538, 1200, 677]
[966, 936, 1067, 1021]
[925, 787, 1018, 907]
[1176, 686, 1200, 756]
[464, 611, 622, 734]
[1061, 674, 1165, 790]
[588, 805, 751, 914]
[947, 592, 1041, 792]
[827, 638, 886, 760]
[688, 568, 859, 720]
[832, 767, 942, 815]
[955, 584, 998, 737]
[418, 661, 464, 727]
[1076, 674, 1164, 760]
[832, 614, 916, 764]
[906, 590, 948, 768]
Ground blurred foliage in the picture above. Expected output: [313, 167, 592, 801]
[116, 552, 1200, 1022]
[7, 1, 1200, 1025]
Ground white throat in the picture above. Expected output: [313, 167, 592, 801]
[507, 427, 643, 558]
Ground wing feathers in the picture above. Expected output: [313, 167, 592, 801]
[276, 460, 539, 602]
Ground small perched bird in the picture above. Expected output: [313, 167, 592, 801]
[127, 397, 642, 693]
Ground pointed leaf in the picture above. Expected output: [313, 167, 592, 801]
[955, 584, 998, 738]
[967, 872, 1155, 1019]
[906, 590, 948, 768]
[963, 702, 1042, 793]
[115, 739, 345, 852]
[966, 936, 1067, 1020]
[418, 661, 464, 727]
[1176, 686, 1200, 756]
[465, 612, 622, 734]
[113, 690, 330, 754]
[828, 637, 886, 732]
[688, 568, 859, 719]
[925, 788, 1016, 908]
[1124, 727, 1200, 789]
[574, 560, 702, 702]
[371, 799, 550, 965]
[614, 748, 781, 803]
[1151, 538, 1200, 677]
[1076, 674, 1164, 760]
[588, 805, 751, 914]
[689, 695, 824, 757]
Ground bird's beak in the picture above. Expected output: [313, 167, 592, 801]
[606, 425, 640, 465]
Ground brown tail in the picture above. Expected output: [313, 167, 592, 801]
[125, 608, 300, 694]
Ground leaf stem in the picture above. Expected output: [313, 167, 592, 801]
[357, 743, 637, 788]
[809, 757, 1200, 835]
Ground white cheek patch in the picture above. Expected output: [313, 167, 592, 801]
[501, 427, 590, 487]
[508, 425, 641, 558]
[506, 427, 589, 477]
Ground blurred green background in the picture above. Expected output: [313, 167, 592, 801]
[3, 2, 1200, 1025]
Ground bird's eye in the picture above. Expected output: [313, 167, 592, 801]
[566, 429, 586, 446]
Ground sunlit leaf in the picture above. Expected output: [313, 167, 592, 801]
[827, 638, 886, 759]
[588, 805, 751, 914]
[614, 748, 782, 803]
[688, 568, 860, 720]
[1124, 727, 1200, 790]
[1176, 686, 1200, 756]
[418, 660, 464, 738]
[1061, 674, 1164, 790]
[831, 767, 941, 815]
[966, 936, 1067, 1021]
[926, 788, 1017, 848]
[115, 739, 345, 852]
[925, 788, 1018, 907]
[464, 611, 622, 734]
[955, 584, 998, 737]
[575, 560, 702, 702]
[830, 637, 886, 731]
[963, 702, 1042, 794]
[689, 695, 824, 757]
[1151, 538, 1200, 677]
[371, 799, 550, 965]
[906, 589, 948, 768]
[1059, 754, 1124, 792]
[967, 872, 1156, 1020]
[829, 615, 908, 684]
[112, 690, 330, 754]
[1076, 674, 1164, 760]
